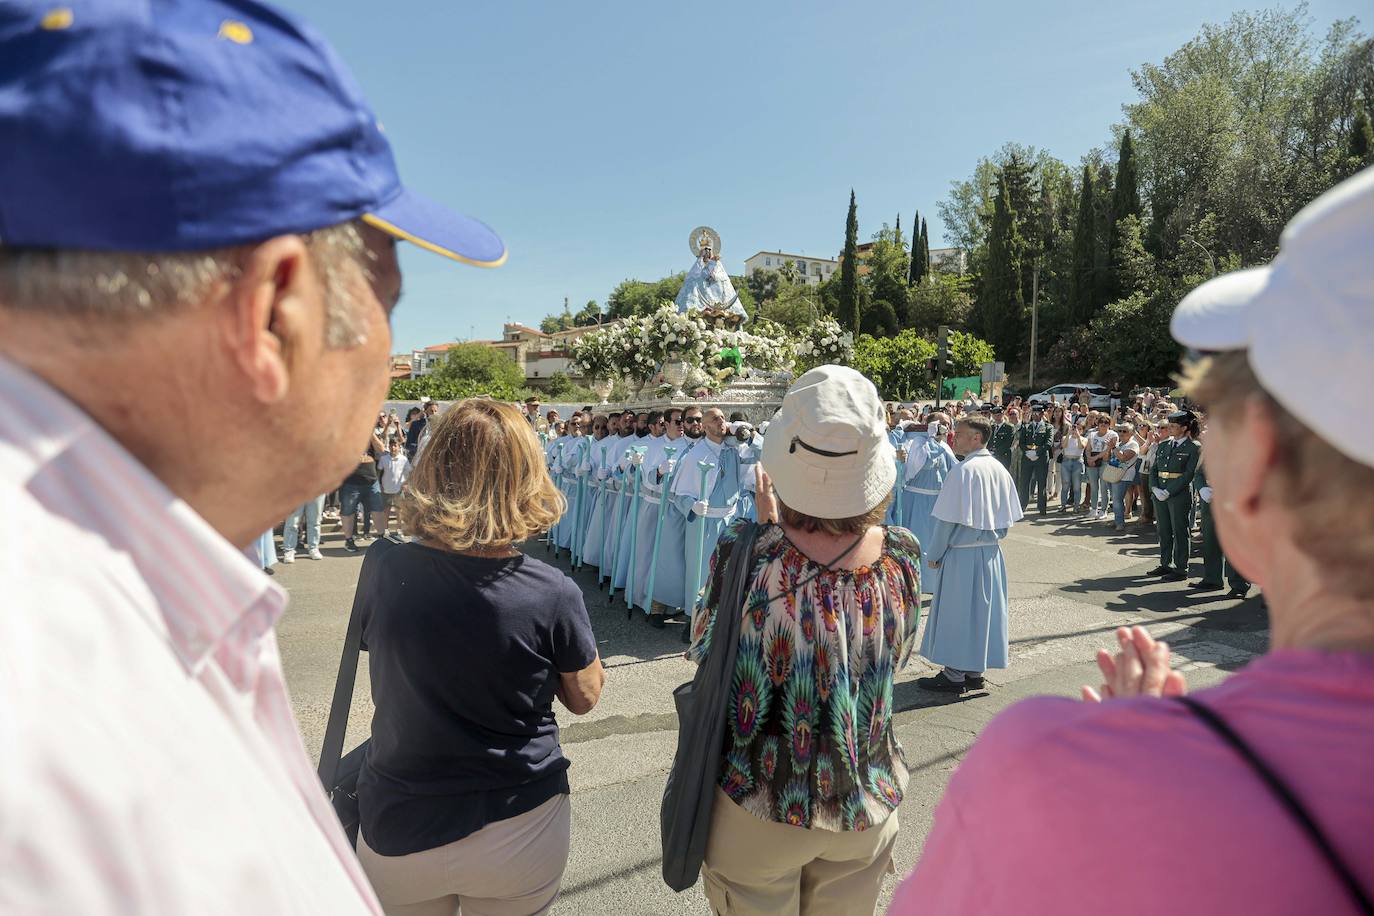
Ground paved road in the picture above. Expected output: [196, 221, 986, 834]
[274, 511, 1267, 914]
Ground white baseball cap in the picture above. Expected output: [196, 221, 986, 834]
[1171, 165, 1374, 469]
[760, 365, 896, 518]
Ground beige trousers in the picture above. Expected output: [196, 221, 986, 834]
[357, 794, 571, 916]
[699, 789, 900, 916]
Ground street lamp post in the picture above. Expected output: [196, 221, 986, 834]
[1182, 234, 1217, 278]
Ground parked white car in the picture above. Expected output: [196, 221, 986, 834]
[1026, 383, 1111, 409]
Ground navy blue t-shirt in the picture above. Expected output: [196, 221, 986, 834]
[356, 542, 598, 856]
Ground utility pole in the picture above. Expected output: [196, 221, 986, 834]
[1029, 264, 1040, 390]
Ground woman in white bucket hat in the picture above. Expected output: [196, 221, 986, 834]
[686, 365, 925, 916]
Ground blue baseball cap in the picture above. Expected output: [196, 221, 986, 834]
[0, 0, 506, 267]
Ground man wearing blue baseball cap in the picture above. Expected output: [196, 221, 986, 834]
[0, 2, 503, 912]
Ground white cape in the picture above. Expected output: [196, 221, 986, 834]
[931, 449, 1023, 531]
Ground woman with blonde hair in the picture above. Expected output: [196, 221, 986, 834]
[354, 399, 605, 916]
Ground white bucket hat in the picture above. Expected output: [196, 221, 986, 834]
[761, 365, 896, 518]
[1171, 165, 1374, 469]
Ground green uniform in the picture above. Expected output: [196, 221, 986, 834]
[1150, 436, 1200, 573]
[1194, 464, 1249, 592]
[989, 421, 1016, 468]
[1016, 420, 1054, 513]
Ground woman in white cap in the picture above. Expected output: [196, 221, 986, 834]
[686, 365, 924, 916]
[890, 167, 1374, 915]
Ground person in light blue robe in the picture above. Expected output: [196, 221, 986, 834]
[671, 412, 742, 618]
[897, 422, 957, 585]
[580, 419, 618, 570]
[610, 443, 648, 592]
[629, 419, 687, 614]
[732, 423, 763, 522]
[544, 432, 570, 549]
[603, 431, 637, 575]
[916, 420, 1024, 694]
[554, 426, 587, 552]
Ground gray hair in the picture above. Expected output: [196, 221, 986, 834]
[0, 220, 373, 348]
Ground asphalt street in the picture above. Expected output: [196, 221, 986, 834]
[274, 509, 1268, 915]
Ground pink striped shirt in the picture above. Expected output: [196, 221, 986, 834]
[0, 356, 381, 914]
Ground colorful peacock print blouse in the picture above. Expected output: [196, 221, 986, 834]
[687, 521, 922, 832]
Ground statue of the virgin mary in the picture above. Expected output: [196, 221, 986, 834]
[675, 226, 747, 325]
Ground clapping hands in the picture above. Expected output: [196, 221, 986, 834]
[1081, 626, 1188, 702]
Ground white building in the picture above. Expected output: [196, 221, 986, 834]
[929, 247, 968, 274]
[742, 250, 839, 286]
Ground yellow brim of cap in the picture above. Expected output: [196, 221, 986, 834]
[361, 213, 508, 269]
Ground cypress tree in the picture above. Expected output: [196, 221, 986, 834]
[1070, 165, 1096, 325]
[1107, 131, 1142, 300]
[1111, 130, 1142, 224]
[979, 170, 1026, 363]
[920, 219, 930, 276]
[1093, 164, 1115, 310]
[907, 209, 921, 284]
[839, 190, 861, 334]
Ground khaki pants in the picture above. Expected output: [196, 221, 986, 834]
[700, 789, 899, 916]
[357, 794, 571, 916]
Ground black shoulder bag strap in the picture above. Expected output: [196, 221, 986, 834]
[1177, 696, 1373, 915]
[317, 535, 400, 787]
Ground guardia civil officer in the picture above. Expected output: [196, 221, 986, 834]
[1148, 409, 1201, 581]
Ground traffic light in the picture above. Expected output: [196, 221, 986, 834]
[937, 325, 954, 374]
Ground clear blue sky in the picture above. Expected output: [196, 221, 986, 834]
[278, 0, 1365, 354]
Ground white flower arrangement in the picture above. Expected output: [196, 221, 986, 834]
[795, 317, 854, 371]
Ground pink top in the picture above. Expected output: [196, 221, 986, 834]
[891, 650, 1374, 915]
[0, 356, 380, 913]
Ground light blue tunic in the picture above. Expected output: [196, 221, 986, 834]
[898, 437, 956, 585]
[554, 438, 587, 551]
[581, 440, 615, 569]
[676, 445, 742, 612]
[635, 461, 689, 612]
[630, 442, 689, 611]
[918, 520, 1010, 672]
[610, 462, 645, 590]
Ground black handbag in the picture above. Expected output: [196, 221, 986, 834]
[660, 524, 865, 892]
[317, 536, 402, 846]
[660, 521, 760, 892]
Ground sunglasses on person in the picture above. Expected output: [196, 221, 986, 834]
[684, 416, 703, 424]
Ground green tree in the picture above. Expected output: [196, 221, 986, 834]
[907, 272, 974, 332]
[947, 330, 998, 377]
[434, 342, 526, 392]
[1107, 130, 1143, 300]
[1069, 165, 1096, 325]
[976, 170, 1027, 362]
[838, 190, 861, 334]
[574, 299, 603, 327]
[920, 219, 931, 276]
[606, 273, 686, 319]
[907, 208, 924, 285]
[539, 300, 575, 334]
[852, 330, 938, 400]
[1349, 105, 1374, 166]
[862, 224, 910, 329]
[861, 300, 901, 337]
[746, 268, 780, 304]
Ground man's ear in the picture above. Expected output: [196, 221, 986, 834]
[220, 235, 320, 405]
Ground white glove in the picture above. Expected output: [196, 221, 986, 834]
[1152, 487, 1168, 501]
[629, 452, 644, 466]
[597, 467, 610, 481]
[1199, 486, 1213, 503]
[692, 500, 710, 517]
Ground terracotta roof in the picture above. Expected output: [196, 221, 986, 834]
[389, 367, 413, 379]
[504, 323, 548, 337]
[422, 342, 457, 352]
